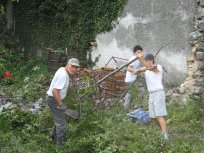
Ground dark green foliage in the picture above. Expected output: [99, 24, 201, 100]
[13, 0, 128, 67]
[0, 43, 50, 103]
[0, 108, 36, 130]
[0, 4, 6, 32]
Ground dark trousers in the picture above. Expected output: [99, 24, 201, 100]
[46, 96, 67, 144]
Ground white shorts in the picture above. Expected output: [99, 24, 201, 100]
[149, 90, 167, 118]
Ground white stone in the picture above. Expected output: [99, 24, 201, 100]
[199, 0, 204, 6]
[197, 61, 204, 70]
[170, 93, 181, 103]
[185, 77, 193, 81]
[187, 55, 194, 62]
[198, 21, 204, 32]
[189, 86, 203, 94]
[197, 43, 204, 50]
[197, 6, 204, 19]
[178, 84, 186, 94]
[190, 31, 203, 40]
[166, 89, 174, 97]
[196, 52, 204, 60]
[192, 71, 203, 77]
[195, 77, 204, 85]
[192, 46, 197, 54]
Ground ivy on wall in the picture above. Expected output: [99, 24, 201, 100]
[14, 0, 127, 67]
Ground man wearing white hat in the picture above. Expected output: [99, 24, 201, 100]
[46, 58, 80, 145]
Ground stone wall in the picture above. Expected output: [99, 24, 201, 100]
[91, 0, 196, 86]
[90, 0, 203, 102]
[170, 0, 204, 102]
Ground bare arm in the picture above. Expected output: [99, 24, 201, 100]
[144, 63, 159, 72]
[149, 65, 160, 72]
[127, 65, 138, 75]
[136, 52, 160, 72]
[127, 65, 147, 75]
[52, 88, 63, 105]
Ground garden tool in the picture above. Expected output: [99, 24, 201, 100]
[65, 108, 79, 119]
[74, 42, 170, 106]
[76, 57, 140, 102]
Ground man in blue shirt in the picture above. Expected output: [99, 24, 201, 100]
[124, 46, 144, 110]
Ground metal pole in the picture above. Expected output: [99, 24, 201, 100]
[94, 57, 138, 85]
[76, 57, 139, 101]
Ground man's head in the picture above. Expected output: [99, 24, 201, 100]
[68, 58, 80, 67]
[66, 58, 80, 74]
[144, 54, 155, 64]
[133, 45, 143, 54]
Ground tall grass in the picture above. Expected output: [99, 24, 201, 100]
[0, 97, 203, 153]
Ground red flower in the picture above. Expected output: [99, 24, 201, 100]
[2, 71, 12, 79]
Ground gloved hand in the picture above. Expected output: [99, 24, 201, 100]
[57, 104, 65, 111]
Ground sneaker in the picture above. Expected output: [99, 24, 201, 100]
[163, 132, 169, 141]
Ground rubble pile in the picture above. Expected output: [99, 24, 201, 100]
[0, 92, 44, 114]
[72, 67, 127, 99]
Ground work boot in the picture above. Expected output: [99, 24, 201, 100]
[56, 135, 66, 146]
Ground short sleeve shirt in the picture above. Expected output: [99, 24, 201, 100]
[145, 64, 163, 92]
[47, 67, 69, 99]
[125, 56, 142, 83]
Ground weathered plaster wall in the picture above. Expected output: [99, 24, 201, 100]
[91, 0, 196, 86]
[171, 0, 204, 102]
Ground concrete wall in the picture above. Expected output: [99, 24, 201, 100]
[91, 0, 196, 86]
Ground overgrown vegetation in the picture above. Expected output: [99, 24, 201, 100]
[0, 1, 204, 152]
[0, 98, 204, 152]
[0, 43, 50, 103]
[0, 43, 204, 153]
[11, 0, 128, 67]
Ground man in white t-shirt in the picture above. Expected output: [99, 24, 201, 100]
[124, 45, 143, 110]
[136, 53, 168, 141]
[46, 58, 80, 145]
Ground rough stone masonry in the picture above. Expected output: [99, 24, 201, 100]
[170, 0, 204, 102]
